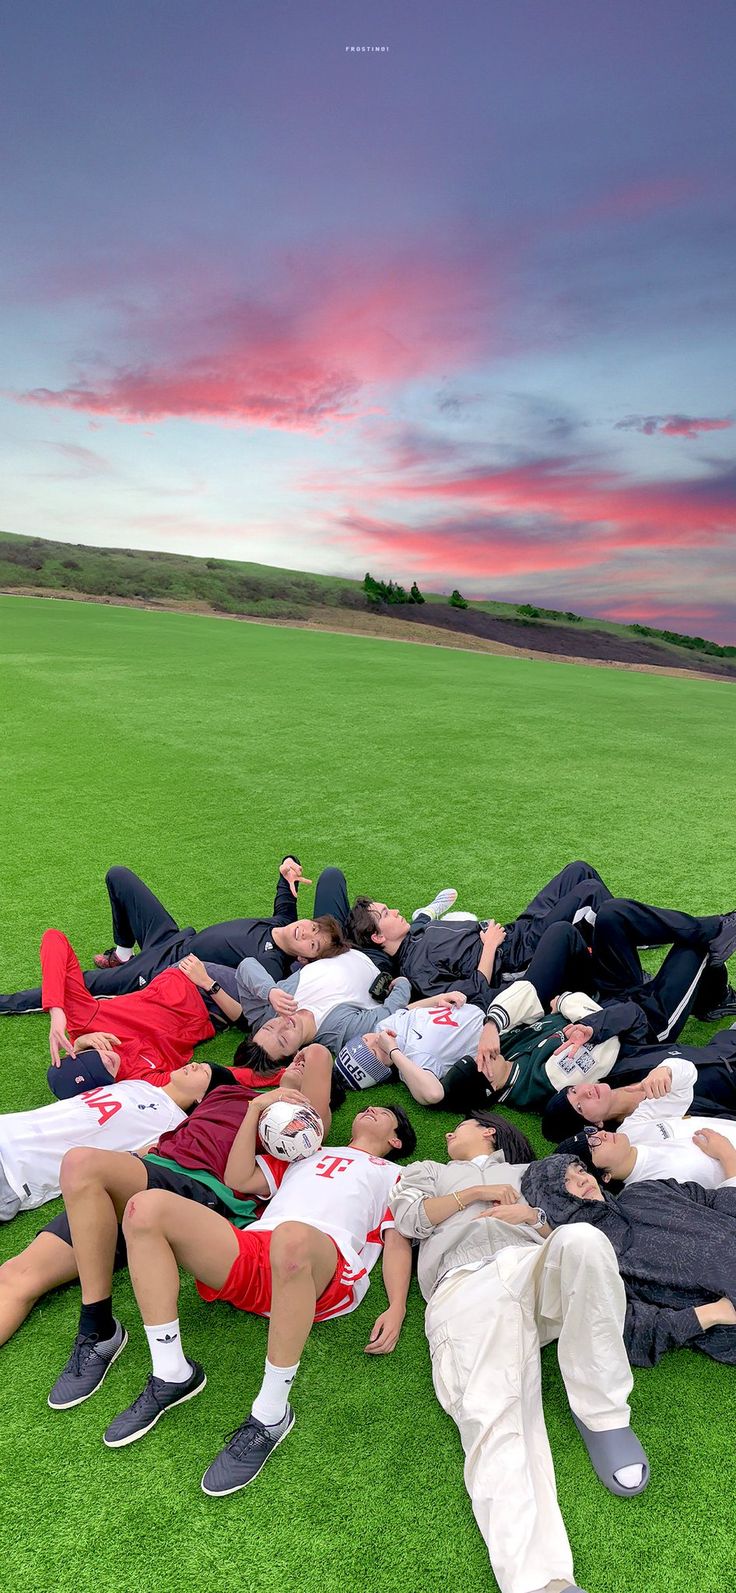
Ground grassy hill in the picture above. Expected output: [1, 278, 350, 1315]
[1, 529, 734, 678]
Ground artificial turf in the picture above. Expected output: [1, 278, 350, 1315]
[0, 593, 733, 1593]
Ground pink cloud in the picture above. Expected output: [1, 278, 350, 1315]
[17, 247, 497, 432]
[616, 413, 733, 439]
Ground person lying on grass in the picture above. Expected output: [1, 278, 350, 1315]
[346, 857, 614, 1004]
[37, 930, 244, 1098]
[0, 857, 347, 1016]
[542, 1030, 736, 1142]
[333, 980, 622, 1107]
[348, 892, 736, 1064]
[44, 1099, 416, 1498]
[0, 1045, 333, 1350]
[556, 1055, 736, 1189]
[520, 1155, 736, 1366]
[389, 1111, 649, 1593]
[0, 1060, 222, 1222]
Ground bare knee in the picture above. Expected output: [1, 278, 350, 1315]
[59, 1145, 104, 1196]
[269, 1222, 313, 1281]
[0, 1246, 60, 1307]
[121, 1187, 172, 1241]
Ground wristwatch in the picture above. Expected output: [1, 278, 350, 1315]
[531, 1207, 547, 1230]
[208, 981, 221, 997]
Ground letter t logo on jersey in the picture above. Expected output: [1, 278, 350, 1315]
[314, 1155, 354, 1180]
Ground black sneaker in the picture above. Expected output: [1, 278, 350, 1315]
[48, 1322, 128, 1410]
[709, 912, 736, 966]
[201, 1407, 295, 1496]
[695, 983, 736, 1023]
[103, 1360, 206, 1448]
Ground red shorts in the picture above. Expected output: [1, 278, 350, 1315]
[196, 1227, 360, 1321]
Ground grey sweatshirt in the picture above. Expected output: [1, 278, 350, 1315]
[389, 1151, 543, 1302]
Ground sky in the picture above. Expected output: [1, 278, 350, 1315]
[1, 0, 735, 640]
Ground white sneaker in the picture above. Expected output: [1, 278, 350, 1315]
[412, 889, 458, 922]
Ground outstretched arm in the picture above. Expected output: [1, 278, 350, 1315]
[365, 1228, 412, 1355]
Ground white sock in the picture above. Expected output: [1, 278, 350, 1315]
[614, 1463, 644, 1489]
[144, 1319, 191, 1383]
[251, 1357, 299, 1427]
[115, 945, 133, 962]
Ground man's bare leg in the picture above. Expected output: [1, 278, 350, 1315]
[60, 1146, 148, 1302]
[0, 1233, 79, 1347]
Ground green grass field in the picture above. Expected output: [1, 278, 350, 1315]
[0, 594, 734, 1593]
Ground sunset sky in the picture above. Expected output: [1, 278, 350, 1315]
[2, 0, 735, 638]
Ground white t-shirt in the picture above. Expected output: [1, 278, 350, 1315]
[623, 1057, 736, 1188]
[0, 1081, 185, 1212]
[250, 1144, 398, 1313]
[297, 949, 380, 1030]
[375, 1003, 485, 1078]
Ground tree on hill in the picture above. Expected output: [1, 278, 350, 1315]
[363, 570, 410, 605]
[410, 581, 425, 604]
[449, 588, 468, 609]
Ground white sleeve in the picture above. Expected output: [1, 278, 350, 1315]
[485, 980, 544, 1032]
[628, 1058, 697, 1126]
[556, 991, 603, 1022]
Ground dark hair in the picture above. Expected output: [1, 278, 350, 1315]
[381, 1101, 417, 1161]
[313, 914, 347, 959]
[202, 1062, 242, 1099]
[346, 896, 379, 948]
[472, 1110, 537, 1165]
[232, 1038, 285, 1077]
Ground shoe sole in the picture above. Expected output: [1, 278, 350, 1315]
[48, 1329, 129, 1410]
[200, 1409, 295, 1496]
[103, 1371, 207, 1448]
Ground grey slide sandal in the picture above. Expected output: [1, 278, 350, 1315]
[573, 1414, 650, 1496]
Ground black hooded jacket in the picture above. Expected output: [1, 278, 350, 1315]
[521, 1155, 736, 1367]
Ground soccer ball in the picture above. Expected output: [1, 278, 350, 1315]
[258, 1101, 324, 1162]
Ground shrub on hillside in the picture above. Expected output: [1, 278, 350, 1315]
[449, 588, 468, 609]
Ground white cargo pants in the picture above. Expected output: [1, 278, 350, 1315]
[424, 1226, 633, 1593]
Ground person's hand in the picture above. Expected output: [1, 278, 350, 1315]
[475, 1200, 540, 1225]
[641, 1065, 672, 1100]
[178, 953, 212, 988]
[280, 858, 313, 898]
[550, 995, 561, 1013]
[465, 1183, 519, 1207]
[253, 1086, 310, 1116]
[694, 1297, 736, 1331]
[372, 1029, 396, 1058]
[552, 1022, 594, 1060]
[480, 920, 506, 952]
[75, 1032, 122, 1074]
[692, 1127, 736, 1169]
[364, 1306, 405, 1355]
[427, 991, 466, 1009]
[48, 1008, 75, 1068]
[270, 987, 298, 1016]
[476, 1020, 501, 1079]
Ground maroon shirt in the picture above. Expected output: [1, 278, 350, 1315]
[152, 1084, 257, 1185]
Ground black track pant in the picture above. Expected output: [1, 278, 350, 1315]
[0, 864, 352, 1016]
[500, 860, 613, 974]
[591, 898, 722, 1043]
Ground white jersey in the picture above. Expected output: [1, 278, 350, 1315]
[623, 1057, 736, 1188]
[250, 1144, 398, 1313]
[376, 1002, 485, 1078]
[0, 1081, 186, 1213]
[298, 949, 380, 1030]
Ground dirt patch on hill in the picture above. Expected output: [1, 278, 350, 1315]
[384, 602, 736, 679]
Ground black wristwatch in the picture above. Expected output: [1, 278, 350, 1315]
[208, 981, 221, 997]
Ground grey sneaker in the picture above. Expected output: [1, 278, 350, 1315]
[201, 1406, 295, 1496]
[48, 1322, 128, 1410]
[709, 912, 736, 966]
[103, 1360, 206, 1447]
[412, 889, 458, 922]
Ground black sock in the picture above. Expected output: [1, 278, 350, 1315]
[79, 1298, 115, 1342]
